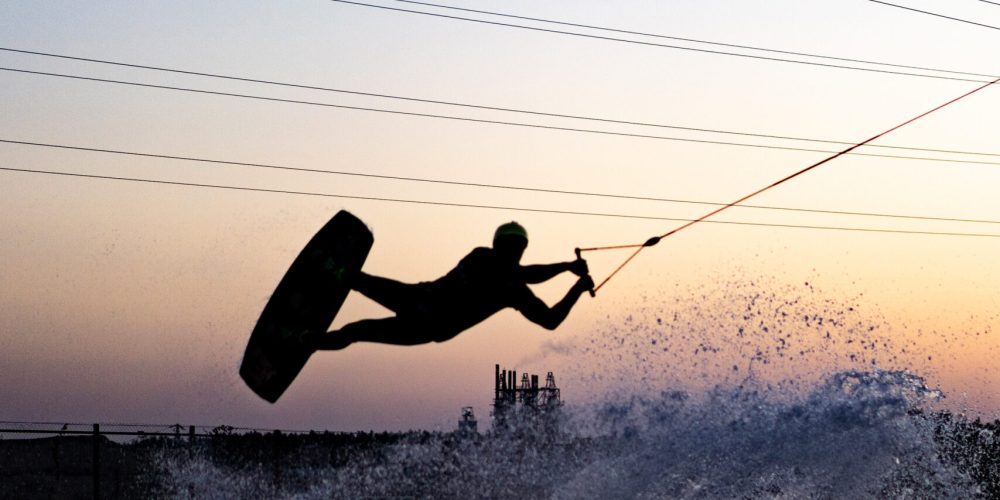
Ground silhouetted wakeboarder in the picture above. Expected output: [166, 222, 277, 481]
[305, 220, 594, 350]
[239, 211, 593, 403]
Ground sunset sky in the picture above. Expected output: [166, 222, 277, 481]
[2, 1, 998, 431]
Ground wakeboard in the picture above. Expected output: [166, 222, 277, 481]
[240, 210, 373, 403]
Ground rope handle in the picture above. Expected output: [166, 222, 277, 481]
[578, 236, 661, 293]
[574, 248, 596, 297]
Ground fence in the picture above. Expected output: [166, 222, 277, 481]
[0, 421, 315, 499]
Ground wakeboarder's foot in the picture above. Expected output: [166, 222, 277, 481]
[296, 329, 321, 351]
[321, 257, 357, 286]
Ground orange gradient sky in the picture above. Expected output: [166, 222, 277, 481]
[1, 1, 998, 431]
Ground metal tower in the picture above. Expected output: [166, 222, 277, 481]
[492, 364, 563, 435]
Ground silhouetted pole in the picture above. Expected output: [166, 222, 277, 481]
[92, 423, 100, 500]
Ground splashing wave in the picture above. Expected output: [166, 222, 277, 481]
[151, 369, 996, 498]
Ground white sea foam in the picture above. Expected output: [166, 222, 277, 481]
[149, 368, 995, 498]
[151, 278, 997, 498]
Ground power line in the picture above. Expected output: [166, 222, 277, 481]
[582, 68, 1000, 292]
[980, 0, 1000, 6]
[327, 0, 993, 84]
[3, 165, 1000, 239]
[392, 0, 997, 80]
[5, 138, 1000, 226]
[3, 47, 999, 160]
[5, 67, 1000, 168]
[870, 1, 1000, 31]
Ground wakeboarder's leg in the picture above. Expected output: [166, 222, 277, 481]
[351, 273, 416, 313]
[309, 317, 439, 350]
[305, 273, 438, 350]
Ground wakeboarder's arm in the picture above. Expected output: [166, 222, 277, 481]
[520, 258, 589, 284]
[518, 275, 594, 330]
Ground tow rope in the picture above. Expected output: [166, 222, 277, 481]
[578, 76, 1000, 294]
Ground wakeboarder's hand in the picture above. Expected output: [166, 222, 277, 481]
[570, 258, 589, 277]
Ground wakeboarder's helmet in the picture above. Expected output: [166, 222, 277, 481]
[494, 221, 528, 245]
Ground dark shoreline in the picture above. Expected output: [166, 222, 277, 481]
[2, 412, 997, 498]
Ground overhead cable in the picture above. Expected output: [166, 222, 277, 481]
[3, 166, 1000, 239]
[326, 0, 993, 84]
[5, 138, 1000, 226]
[581, 73, 1000, 292]
[2, 47, 998, 159]
[4, 67, 1000, 168]
[870, 0, 1000, 31]
[391, 0, 996, 79]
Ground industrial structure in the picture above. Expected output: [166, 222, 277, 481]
[492, 364, 563, 435]
[456, 406, 478, 435]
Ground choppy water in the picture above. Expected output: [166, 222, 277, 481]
[152, 370, 997, 498]
[153, 278, 998, 498]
